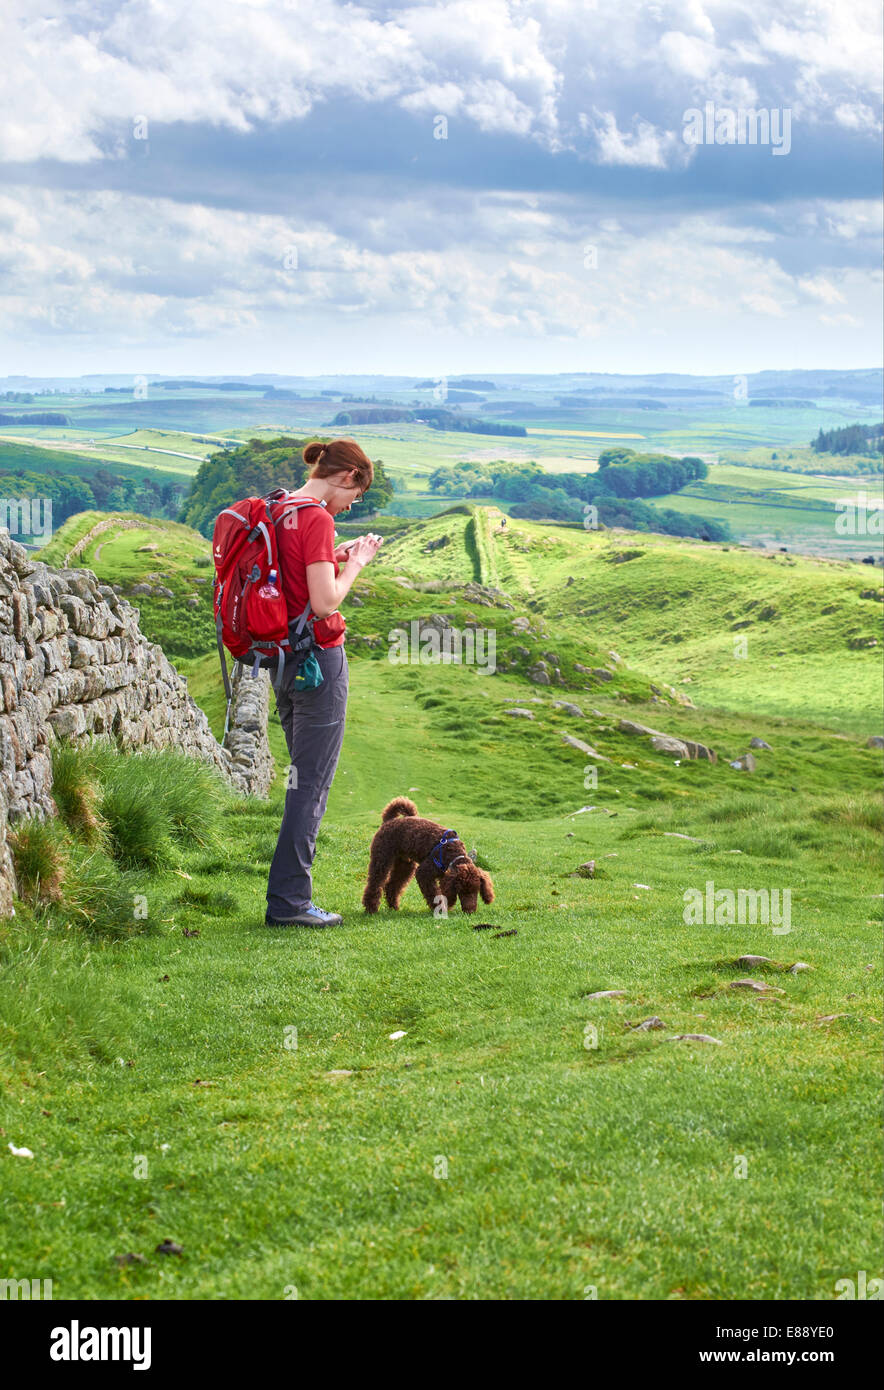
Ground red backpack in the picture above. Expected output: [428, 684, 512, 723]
[212, 489, 321, 732]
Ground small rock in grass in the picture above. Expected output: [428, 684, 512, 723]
[505, 708, 535, 718]
[575, 861, 596, 878]
[728, 978, 779, 992]
[584, 989, 625, 1000]
[670, 1034, 723, 1045]
[814, 1014, 850, 1025]
[787, 962, 812, 974]
[114, 1252, 146, 1267]
[388, 1030, 407, 1040]
[749, 737, 772, 750]
[326, 1070, 354, 1079]
[562, 734, 609, 760]
[628, 1017, 665, 1031]
[737, 955, 772, 967]
[729, 753, 757, 772]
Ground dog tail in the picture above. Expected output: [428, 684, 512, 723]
[381, 797, 418, 822]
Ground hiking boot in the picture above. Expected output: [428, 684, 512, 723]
[264, 902, 343, 928]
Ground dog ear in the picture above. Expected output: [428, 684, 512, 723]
[478, 870, 495, 904]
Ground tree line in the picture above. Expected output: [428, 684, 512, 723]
[811, 422, 884, 457]
[0, 466, 185, 529]
[0, 411, 71, 426]
[179, 436, 394, 536]
[427, 449, 727, 540]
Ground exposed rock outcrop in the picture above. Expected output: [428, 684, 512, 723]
[618, 718, 716, 762]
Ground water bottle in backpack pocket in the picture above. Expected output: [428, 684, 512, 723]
[247, 567, 287, 640]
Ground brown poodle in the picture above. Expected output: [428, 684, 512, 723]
[362, 798, 495, 915]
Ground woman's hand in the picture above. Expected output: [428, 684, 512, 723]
[306, 535, 383, 618]
[343, 534, 383, 570]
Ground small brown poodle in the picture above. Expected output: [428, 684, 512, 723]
[362, 798, 495, 915]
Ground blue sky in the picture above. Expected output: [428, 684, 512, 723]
[0, 0, 881, 376]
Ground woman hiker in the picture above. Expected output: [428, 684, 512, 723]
[265, 438, 382, 927]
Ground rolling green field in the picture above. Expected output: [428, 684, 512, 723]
[1, 506, 880, 1299]
[5, 380, 882, 558]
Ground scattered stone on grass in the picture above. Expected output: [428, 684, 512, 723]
[670, 1034, 723, 1044]
[627, 1017, 665, 1031]
[584, 989, 625, 1000]
[562, 734, 609, 760]
[728, 978, 783, 993]
[729, 753, 757, 772]
[619, 718, 716, 762]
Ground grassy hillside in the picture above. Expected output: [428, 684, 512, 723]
[2, 505, 880, 1300]
[41, 512, 214, 660]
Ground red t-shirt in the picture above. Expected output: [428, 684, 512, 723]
[274, 494, 346, 649]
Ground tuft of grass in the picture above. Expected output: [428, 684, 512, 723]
[173, 885, 238, 916]
[89, 745, 227, 849]
[53, 844, 158, 940]
[131, 750, 226, 846]
[97, 766, 175, 870]
[50, 742, 105, 842]
[9, 819, 66, 904]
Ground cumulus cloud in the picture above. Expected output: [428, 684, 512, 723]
[0, 1, 880, 369]
[2, 184, 878, 356]
[0, 0, 880, 164]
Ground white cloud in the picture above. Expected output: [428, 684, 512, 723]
[588, 110, 688, 168]
[2, 184, 878, 360]
[0, 0, 880, 165]
[798, 276, 845, 305]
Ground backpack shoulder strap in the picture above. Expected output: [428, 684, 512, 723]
[271, 494, 325, 528]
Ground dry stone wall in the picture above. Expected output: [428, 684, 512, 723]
[0, 530, 274, 915]
[64, 516, 155, 567]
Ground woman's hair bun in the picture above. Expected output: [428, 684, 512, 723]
[302, 441, 327, 465]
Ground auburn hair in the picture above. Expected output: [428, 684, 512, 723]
[303, 438, 373, 492]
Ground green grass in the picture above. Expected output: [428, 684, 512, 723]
[1, 504, 880, 1300]
[0, 657, 879, 1299]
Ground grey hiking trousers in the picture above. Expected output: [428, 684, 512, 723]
[266, 643, 349, 918]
